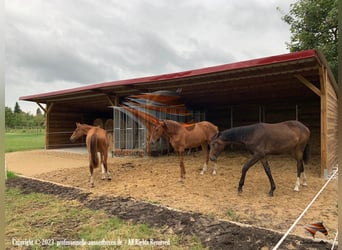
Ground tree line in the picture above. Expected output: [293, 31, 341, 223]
[5, 102, 45, 129]
[279, 0, 338, 80]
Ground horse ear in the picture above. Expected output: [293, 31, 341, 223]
[161, 120, 168, 129]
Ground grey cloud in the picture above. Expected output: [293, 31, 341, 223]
[5, 0, 295, 112]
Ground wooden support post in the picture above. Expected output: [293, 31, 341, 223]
[319, 67, 328, 178]
[36, 102, 47, 113]
[105, 95, 115, 107]
[45, 103, 54, 149]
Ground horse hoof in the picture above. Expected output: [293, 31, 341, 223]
[200, 171, 204, 175]
[178, 178, 185, 183]
[268, 192, 274, 197]
[293, 188, 299, 192]
[212, 171, 217, 175]
[302, 183, 308, 187]
[107, 177, 112, 181]
[91, 184, 95, 188]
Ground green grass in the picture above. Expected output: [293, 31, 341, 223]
[5, 188, 206, 250]
[6, 171, 17, 180]
[226, 209, 240, 222]
[5, 130, 45, 152]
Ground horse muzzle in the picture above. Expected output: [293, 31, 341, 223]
[209, 155, 217, 162]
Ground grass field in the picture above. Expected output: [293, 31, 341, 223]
[5, 129, 45, 152]
[5, 188, 205, 249]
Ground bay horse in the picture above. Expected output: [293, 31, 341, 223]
[150, 120, 219, 181]
[70, 122, 111, 187]
[209, 120, 310, 196]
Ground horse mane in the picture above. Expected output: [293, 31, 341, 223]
[221, 124, 258, 142]
[163, 120, 183, 134]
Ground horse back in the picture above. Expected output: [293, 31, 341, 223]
[86, 127, 109, 151]
[257, 121, 310, 154]
[197, 121, 218, 139]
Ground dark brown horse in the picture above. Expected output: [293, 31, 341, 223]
[70, 123, 111, 187]
[209, 120, 310, 196]
[150, 120, 218, 181]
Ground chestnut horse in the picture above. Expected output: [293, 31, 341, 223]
[150, 120, 218, 181]
[209, 120, 310, 196]
[70, 122, 111, 187]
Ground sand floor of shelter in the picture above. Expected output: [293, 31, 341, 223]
[6, 149, 338, 241]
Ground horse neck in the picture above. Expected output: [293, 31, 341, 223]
[164, 120, 182, 135]
[80, 124, 94, 135]
[222, 126, 255, 144]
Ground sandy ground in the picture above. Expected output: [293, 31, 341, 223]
[6, 149, 338, 241]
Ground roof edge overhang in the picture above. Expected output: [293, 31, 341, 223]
[20, 49, 336, 103]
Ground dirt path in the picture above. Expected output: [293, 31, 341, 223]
[6, 149, 338, 246]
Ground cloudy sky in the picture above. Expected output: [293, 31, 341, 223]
[5, 0, 295, 113]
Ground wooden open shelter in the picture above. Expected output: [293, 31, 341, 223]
[20, 49, 338, 176]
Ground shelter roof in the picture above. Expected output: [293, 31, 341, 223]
[20, 49, 337, 111]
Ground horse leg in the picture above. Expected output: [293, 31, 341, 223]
[238, 154, 261, 194]
[178, 151, 186, 182]
[301, 171, 307, 186]
[200, 143, 209, 175]
[294, 159, 305, 191]
[260, 159, 276, 197]
[100, 152, 106, 180]
[89, 165, 94, 188]
[104, 151, 111, 180]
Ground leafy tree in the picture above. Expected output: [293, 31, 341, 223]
[5, 105, 45, 129]
[5, 107, 15, 128]
[279, 0, 338, 80]
[14, 102, 22, 114]
[36, 108, 42, 116]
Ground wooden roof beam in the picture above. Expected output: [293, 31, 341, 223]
[294, 74, 321, 97]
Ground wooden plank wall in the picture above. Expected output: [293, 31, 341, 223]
[46, 105, 83, 149]
[325, 75, 338, 172]
[207, 100, 321, 155]
[46, 105, 113, 149]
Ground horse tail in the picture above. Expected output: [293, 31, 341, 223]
[303, 144, 310, 164]
[90, 134, 99, 168]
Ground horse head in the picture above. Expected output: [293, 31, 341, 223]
[149, 120, 166, 144]
[70, 122, 84, 142]
[209, 132, 224, 162]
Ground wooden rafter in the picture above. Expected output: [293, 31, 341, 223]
[294, 74, 321, 97]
